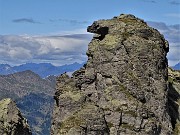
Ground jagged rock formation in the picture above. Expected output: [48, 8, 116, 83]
[51, 14, 172, 135]
[168, 68, 180, 135]
[0, 98, 32, 135]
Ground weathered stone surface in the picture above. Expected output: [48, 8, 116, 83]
[168, 68, 180, 135]
[51, 14, 172, 135]
[0, 98, 32, 135]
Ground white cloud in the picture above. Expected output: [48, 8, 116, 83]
[1, 21, 179, 67]
[0, 34, 92, 66]
[48, 28, 89, 36]
[9, 47, 32, 59]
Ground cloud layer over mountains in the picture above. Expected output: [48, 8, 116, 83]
[0, 34, 92, 66]
[0, 21, 179, 66]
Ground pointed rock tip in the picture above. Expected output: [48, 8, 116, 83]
[0, 98, 12, 107]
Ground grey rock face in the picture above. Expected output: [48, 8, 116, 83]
[168, 68, 180, 135]
[51, 14, 172, 135]
[0, 98, 32, 135]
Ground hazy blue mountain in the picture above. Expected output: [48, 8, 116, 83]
[173, 62, 180, 70]
[0, 64, 14, 74]
[0, 62, 84, 78]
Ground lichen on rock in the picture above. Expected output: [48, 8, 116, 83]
[168, 68, 180, 135]
[51, 14, 173, 135]
[0, 98, 32, 135]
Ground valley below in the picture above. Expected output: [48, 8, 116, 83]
[0, 62, 84, 135]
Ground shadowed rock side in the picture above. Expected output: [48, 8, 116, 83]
[51, 14, 172, 135]
[168, 68, 180, 135]
[0, 98, 32, 135]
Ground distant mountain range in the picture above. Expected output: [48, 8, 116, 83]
[0, 70, 56, 135]
[172, 62, 180, 70]
[0, 62, 84, 78]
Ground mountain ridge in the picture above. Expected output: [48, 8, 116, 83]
[172, 62, 180, 70]
[0, 70, 56, 135]
[0, 62, 84, 78]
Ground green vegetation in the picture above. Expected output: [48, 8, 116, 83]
[118, 84, 136, 101]
[122, 31, 131, 39]
[118, 18, 146, 28]
[119, 18, 138, 24]
[59, 115, 85, 134]
[127, 72, 141, 86]
[107, 122, 114, 128]
[103, 107, 111, 111]
[124, 110, 137, 117]
[115, 107, 122, 112]
[99, 34, 119, 49]
[168, 76, 174, 83]
[121, 123, 134, 130]
[61, 90, 82, 102]
[173, 122, 180, 135]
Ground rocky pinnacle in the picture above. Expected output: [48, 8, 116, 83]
[0, 98, 32, 135]
[51, 14, 172, 135]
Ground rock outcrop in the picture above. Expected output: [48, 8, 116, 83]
[168, 68, 180, 135]
[0, 98, 32, 135]
[51, 14, 172, 135]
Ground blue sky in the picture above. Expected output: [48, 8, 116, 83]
[0, 0, 179, 35]
[0, 0, 179, 66]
